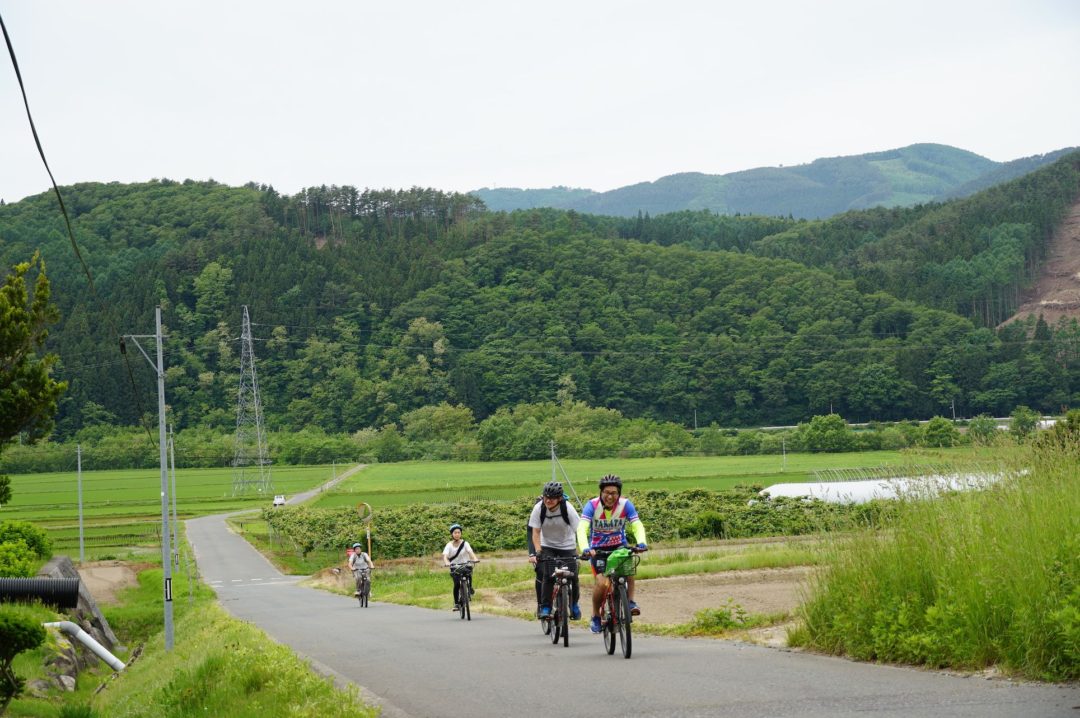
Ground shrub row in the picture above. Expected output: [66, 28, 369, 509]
[262, 486, 890, 560]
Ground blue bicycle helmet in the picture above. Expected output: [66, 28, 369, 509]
[449, 523, 463, 534]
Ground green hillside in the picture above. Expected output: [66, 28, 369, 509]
[2, 160, 1079, 440]
[470, 144, 1071, 219]
[748, 150, 1080, 325]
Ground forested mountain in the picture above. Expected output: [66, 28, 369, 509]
[746, 151, 1080, 326]
[2, 151, 1079, 441]
[472, 144, 1075, 219]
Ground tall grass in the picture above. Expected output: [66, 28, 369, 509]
[796, 445, 1079, 681]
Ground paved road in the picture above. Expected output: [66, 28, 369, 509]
[187, 514, 1077, 717]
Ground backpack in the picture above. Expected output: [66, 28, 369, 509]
[538, 497, 571, 525]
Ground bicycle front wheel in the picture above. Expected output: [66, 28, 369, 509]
[360, 577, 370, 607]
[558, 582, 570, 647]
[616, 582, 632, 659]
[601, 595, 616, 655]
[550, 585, 561, 644]
[461, 577, 471, 621]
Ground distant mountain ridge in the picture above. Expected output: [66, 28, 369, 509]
[471, 144, 1077, 219]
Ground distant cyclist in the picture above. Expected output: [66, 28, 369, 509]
[348, 542, 374, 596]
[529, 481, 582, 620]
[577, 474, 648, 633]
[442, 523, 480, 611]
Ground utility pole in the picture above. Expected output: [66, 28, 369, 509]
[124, 307, 173, 650]
[169, 425, 179, 569]
[77, 444, 84, 563]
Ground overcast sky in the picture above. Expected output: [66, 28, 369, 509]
[1, 1, 1078, 204]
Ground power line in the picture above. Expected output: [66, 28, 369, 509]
[1, 10, 156, 447]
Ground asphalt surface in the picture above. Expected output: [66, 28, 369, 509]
[187, 514, 1078, 717]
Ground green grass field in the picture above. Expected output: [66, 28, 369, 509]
[5, 447, 980, 560]
[309, 450, 955, 508]
[4, 464, 344, 559]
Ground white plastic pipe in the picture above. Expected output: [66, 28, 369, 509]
[43, 621, 126, 671]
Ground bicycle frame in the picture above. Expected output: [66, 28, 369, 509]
[539, 556, 578, 647]
[353, 568, 371, 607]
[592, 547, 642, 659]
[450, 561, 477, 621]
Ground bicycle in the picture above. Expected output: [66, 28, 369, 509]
[538, 555, 579, 647]
[591, 545, 645, 659]
[353, 568, 371, 607]
[449, 560, 478, 620]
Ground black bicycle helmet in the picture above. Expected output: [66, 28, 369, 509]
[542, 481, 563, 498]
[449, 523, 463, 534]
[598, 474, 622, 492]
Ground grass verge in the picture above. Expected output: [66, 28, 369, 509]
[6, 564, 378, 718]
[794, 443, 1079, 681]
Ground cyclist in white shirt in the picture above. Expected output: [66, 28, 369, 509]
[347, 542, 374, 596]
[529, 481, 582, 620]
[442, 523, 480, 610]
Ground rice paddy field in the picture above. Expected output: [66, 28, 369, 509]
[307, 450, 949, 509]
[5, 447, 979, 559]
[3, 464, 341, 559]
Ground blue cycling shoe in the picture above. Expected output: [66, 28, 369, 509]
[629, 601, 640, 615]
[570, 603, 582, 620]
[538, 606, 552, 618]
[590, 616, 602, 633]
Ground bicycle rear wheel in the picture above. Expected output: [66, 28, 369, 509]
[616, 582, 632, 659]
[601, 594, 616, 655]
[558, 582, 570, 647]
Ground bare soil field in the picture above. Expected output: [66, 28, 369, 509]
[78, 560, 141, 604]
[1008, 199, 1080, 325]
[497, 565, 812, 625]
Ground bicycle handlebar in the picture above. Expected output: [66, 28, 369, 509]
[580, 543, 648, 558]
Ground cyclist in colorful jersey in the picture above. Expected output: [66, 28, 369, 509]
[577, 474, 648, 633]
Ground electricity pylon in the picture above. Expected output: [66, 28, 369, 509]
[231, 305, 273, 495]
